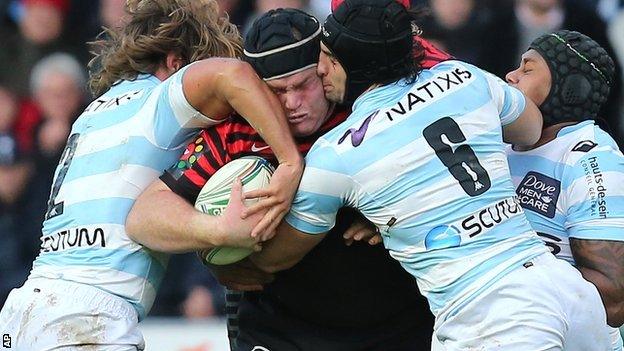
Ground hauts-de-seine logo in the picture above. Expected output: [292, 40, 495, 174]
[516, 171, 561, 218]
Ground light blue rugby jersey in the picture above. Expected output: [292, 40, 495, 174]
[507, 121, 624, 351]
[286, 60, 548, 318]
[29, 64, 222, 320]
[507, 121, 624, 262]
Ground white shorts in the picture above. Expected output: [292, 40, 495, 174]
[432, 253, 611, 351]
[0, 277, 145, 351]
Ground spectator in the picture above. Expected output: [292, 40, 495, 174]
[99, 0, 129, 30]
[19, 0, 68, 45]
[15, 52, 86, 269]
[216, 0, 254, 27]
[0, 86, 31, 217]
[0, 86, 33, 306]
[29, 53, 86, 156]
[0, 0, 70, 97]
[419, 0, 493, 65]
[242, 0, 310, 34]
[151, 253, 225, 319]
[594, 0, 624, 22]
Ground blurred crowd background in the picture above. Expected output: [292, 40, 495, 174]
[0, 0, 623, 320]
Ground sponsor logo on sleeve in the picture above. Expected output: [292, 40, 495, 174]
[581, 156, 609, 219]
[516, 172, 561, 218]
[572, 140, 597, 153]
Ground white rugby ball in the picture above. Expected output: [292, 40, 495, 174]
[195, 156, 274, 265]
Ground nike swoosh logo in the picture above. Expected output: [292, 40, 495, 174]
[251, 143, 271, 152]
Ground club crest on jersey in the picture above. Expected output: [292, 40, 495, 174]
[572, 140, 598, 153]
[516, 172, 561, 218]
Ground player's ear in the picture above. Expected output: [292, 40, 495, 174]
[165, 52, 185, 73]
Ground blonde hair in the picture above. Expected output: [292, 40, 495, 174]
[88, 0, 242, 96]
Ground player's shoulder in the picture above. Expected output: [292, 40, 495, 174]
[82, 75, 159, 117]
[189, 116, 257, 145]
[425, 59, 488, 79]
[559, 121, 622, 167]
[427, 59, 471, 71]
[418, 60, 494, 102]
[225, 114, 256, 134]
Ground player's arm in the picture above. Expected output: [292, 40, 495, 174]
[183, 58, 298, 165]
[127, 178, 220, 253]
[250, 222, 326, 273]
[483, 70, 543, 146]
[564, 146, 624, 327]
[570, 238, 624, 327]
[183, 58, 304, 239]
[128, 177, 262, 253]
[249, 145, 353, 272]
[127, 129, 259, 253]
[501, 97, 542, 146]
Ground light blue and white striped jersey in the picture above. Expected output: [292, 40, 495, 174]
[507, 121, 624, 261]
[29, 64, 222, 320]
[507, 121, 624, 351]
[285, 60, 548, 318]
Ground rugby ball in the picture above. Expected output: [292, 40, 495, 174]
[195, 156, 274, 265]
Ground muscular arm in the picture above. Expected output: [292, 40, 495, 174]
[570, 238, 624, 327]
[126, 178, 262, 253]
[126, 179, 218, 253]
[183, 58, 301, 166]
[249, 221, 326, 273]
[183, 58, 303, 239]
[502, 96, 543, 146]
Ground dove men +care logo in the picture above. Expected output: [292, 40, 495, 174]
[516, 171, 561, 218]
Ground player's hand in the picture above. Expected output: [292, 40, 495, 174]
[219, 178, 264, 249]
[242, 160, 304, 241]
[204, 258, 274, 291]
[343, 217, 382, 246]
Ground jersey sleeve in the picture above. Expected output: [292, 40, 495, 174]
[284, 140, 357, 234]
[562, 141, 624, 242]
[149, 63, 225, 149]
[483, 71, 527, 126]
[160, 127, 230, 203]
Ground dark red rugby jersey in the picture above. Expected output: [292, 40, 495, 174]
[161, 37, 450, 203]
[160, 107, 348, 203]
[415, 36, 453, 69]
[159, 38, 449, 333]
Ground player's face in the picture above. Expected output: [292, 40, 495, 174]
[317, 42, 347, 104]
[505, 49, 552, 107]
[267, 67, 332, 137]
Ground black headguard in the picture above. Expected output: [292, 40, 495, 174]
[529, 30, 615, 127]
[244, 8, 321, 81]
[321, 0, 414, 103]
